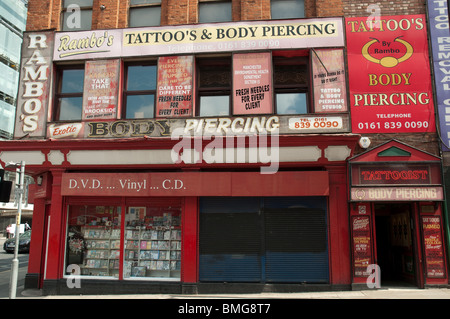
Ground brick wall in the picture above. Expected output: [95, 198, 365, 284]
[26, 0, 351, 31]
[25, 0, 429, 30]
[24, 0, 437, 156]
[26, 0, 52, 30]
[342, 0, 426, 17]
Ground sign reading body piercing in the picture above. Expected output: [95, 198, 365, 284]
[345, 15, 435, 134]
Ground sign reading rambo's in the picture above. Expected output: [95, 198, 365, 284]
[14, 32, 54, 138]
[53, 18, 344, 60]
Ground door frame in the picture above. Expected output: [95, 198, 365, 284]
[371, 202, 424, 288]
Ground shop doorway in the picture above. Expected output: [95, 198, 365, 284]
[374, 203, 418, 287]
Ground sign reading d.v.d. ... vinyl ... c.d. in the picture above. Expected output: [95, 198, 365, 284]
[346, 15, 435, 133]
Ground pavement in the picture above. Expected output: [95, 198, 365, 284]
[15, 286, 450, 299]
[2, 235, 450, 300]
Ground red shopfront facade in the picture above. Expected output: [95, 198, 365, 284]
[0, 134, 359, 295]
[2, 18, 362, 295]
[349, 140, 449, 289]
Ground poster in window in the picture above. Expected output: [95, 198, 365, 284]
[312, 49, 347, 113]
[82, 59, 120, 120]
[233, 52, 273, 115]
[156, 56, 193, 118]
[346, 15, 435, 133]
[352, 216, 372, 277]
[422, 216, 446, 278]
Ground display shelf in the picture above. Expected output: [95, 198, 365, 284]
[124, 210, 182, 279]
[80, 226, 121, 277]
[124, 226, 181, 278]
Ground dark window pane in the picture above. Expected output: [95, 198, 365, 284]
[274, 63, 308, 86]
[129, 7, 161, 27]
[271, 0, 305, 19]
[62, 10, 92, 31]
[199, 2, 232, 23]
[131, 0, 161, 5]
[127, 65, 157, 91]
[198, 66, 231, 88]
[58, 97, 83, 120]
[126, 95, 155, 119]
[61, 69, 85, 93]
[63, 0, 93, 8]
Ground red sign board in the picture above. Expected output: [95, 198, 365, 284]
[61, 171, 329, 197]
[422, 216, 446, 278]
[351, 187, 444, 201]
[346, 15, 435, 133]
[156, 56, 193, 118]
[358, 165, 430, 185]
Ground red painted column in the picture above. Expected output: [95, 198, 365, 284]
[44, 169, 65, 280]
[27, 197, 45, 274]
[327, 165, 351, 286]
[182, 196, 198, 283]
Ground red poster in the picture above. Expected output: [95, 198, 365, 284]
[346, 15, 435, 133]
[312, 49, 347, 113]
[156, 56, 193, 118]
[233, 52, 273, 115]
[352, 216, 372, 277]
[422, 216, 446, 278]
[82, 59, 120, 120]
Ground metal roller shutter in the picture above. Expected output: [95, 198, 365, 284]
[199, 196, 329, 283]
[199, 197, 262, 282]
[264, 197, 329, 283]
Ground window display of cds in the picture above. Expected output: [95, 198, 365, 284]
[124, 207, 181, 280]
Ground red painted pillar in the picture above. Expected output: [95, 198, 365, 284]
[44, 169, 65, 280]
[27, 198, 45, 272]
[182, 196, 198, 283]
[327, 165, 351, 286]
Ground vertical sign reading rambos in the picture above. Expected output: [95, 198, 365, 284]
[346, 15, 435, 133]
[233, 52, 273, 115]
[427, 0, 450, 150]
[83, 59, 120, 120]
[312, 49, 347, 113]
[156, 56, 193, 117]
[14, 32, 54, 138]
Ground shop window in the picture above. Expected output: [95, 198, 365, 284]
[124, 206, 181, 280]
[65, 205, 121, 278]
[197, 57, 231, 117]
[198, 0, 232, 23]
[61, 0, 93, 31]
[123, 63, 157, 119]
[65, 201, 182, 280]
[54, 66, 85, 121]
[129, 0, 161, 27]
[271, 0, 305, 20]
[273, 54, 309, 114]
